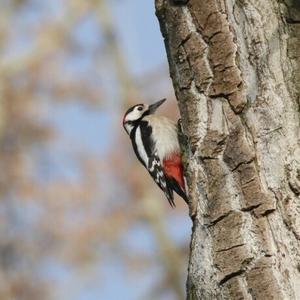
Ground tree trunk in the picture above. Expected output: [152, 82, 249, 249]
[155, 0, 300, 299]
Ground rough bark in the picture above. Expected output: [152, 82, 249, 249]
[155, 0, 300, 299]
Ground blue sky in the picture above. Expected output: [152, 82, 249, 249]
[112, 0, 167, 76]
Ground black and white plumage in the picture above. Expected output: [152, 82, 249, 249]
[123, 99, 188, 207]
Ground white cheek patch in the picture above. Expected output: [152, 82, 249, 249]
[125, 108, 143, 122]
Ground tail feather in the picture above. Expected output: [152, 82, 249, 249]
[165, 187, 176, 208]
[167, 177, 189, 205]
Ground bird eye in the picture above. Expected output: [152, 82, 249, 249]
[137, 106, 143, 111]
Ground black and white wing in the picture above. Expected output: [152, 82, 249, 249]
[131, 121, 175, 207]
[148, 151, 175, 207]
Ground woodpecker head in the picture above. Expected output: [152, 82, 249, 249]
[123, 98, 166, 134]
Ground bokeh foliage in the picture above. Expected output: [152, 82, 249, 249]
[0, 1, 190, 299]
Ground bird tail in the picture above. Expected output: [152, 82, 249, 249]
[165, 188, 176, 208]
[167, 177, 189, 205]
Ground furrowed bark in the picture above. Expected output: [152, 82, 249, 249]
[155, 0, 300, 299]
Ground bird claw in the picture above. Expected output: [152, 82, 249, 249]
[177, 119, 183, 139]
[177, 118, 183, 132]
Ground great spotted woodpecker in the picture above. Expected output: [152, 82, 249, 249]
[123, 98, 188, 207]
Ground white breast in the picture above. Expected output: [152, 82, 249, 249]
[144, 115, 180, 161]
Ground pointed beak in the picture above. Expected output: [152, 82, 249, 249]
[148, 98, 166, 114]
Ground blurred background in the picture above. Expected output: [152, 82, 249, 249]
[0, 0, 191, 299]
